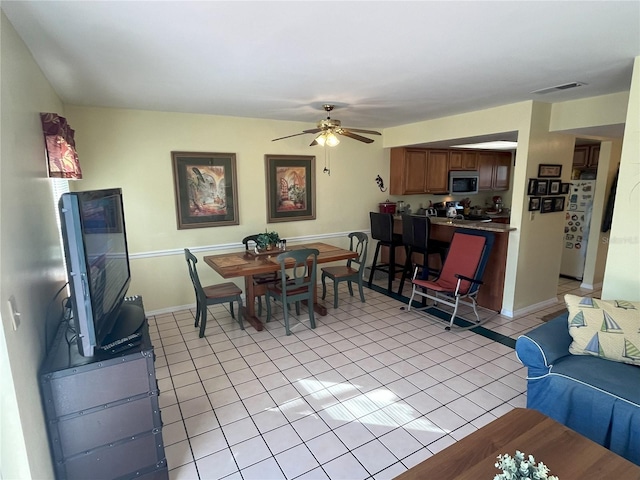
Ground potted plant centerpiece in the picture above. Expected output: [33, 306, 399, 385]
[256, 230, 280, 252]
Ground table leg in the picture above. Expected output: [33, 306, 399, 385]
[311, 283, 328, 316]
[243, 276, 264, 331]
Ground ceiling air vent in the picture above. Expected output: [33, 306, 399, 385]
[531, 82, 586, 95]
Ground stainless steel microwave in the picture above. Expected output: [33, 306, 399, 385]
[449, 171, 479, 194]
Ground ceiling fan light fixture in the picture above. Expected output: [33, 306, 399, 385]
[326, 132, 340, 147]
[315, 133, 326, 146]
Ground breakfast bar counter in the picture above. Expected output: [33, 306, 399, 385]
[387, 215, 516, 312]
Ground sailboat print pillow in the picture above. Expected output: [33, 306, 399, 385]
[565, 294, 640, 366]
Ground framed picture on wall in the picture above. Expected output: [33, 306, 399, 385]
[552, 196, 566, 212]
[171, 151, 239, 229]
[536, 179, 549, 195]
[527, 178, 538, 196]
[540, 197, 554, 213]
[538, 164, 562, 178]
[561, 183, 571, 194]
[265, 154, 316, 223]
[528, 196, 541, 211]
[549, 180, 562, 194]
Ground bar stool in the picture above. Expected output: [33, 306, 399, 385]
[397, 215, 449, 295]
[368, 212, 405, 292]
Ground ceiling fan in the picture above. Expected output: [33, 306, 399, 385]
[272, 104, 381, 146]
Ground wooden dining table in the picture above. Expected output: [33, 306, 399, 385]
[204, 242, 358, 331]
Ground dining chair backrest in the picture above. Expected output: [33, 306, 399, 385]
[276, 248, 319, 294]
[347, 232, 368, 274]
[185, 248, 205, 301]
[242, 234, 260, 251]
[369, 212, 394, 243]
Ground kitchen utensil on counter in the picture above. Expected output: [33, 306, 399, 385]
[378, 200, 397, 214]
[492, 196, 503, 213]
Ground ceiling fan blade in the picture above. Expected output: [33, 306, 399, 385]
[272, 128, 323, 142]
[340, 130, 375, 144]
[272, 132, 309, 141]
[342, 127, 381, 136]
[309, 139, 318, 147]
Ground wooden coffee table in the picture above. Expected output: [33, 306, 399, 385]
[395, 408, 640, 480]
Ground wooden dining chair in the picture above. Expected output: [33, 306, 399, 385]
[242, 234, 288, 316]
[265, 248, 319, 336]
[321, 232, 369, 308]
[184, 248, 244, 337]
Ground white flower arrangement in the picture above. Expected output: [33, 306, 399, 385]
[494, 451, 559, 480]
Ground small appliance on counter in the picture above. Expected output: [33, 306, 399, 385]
[396, 200, 405, 214]
[378, 200, 397, 214]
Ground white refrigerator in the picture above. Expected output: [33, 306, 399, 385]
[560, 180, 597, 280]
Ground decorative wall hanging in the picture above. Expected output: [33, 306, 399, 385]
[40, 112, 83, 179]
[171, 152, 239, 229]
[375, 175, 388, 192]
[265, 155, 316, 223]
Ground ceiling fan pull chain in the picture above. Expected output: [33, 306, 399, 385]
[323, 146, 330, 175]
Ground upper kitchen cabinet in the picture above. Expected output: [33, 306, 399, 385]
[573, 144, 600, 169]
[390, 148, 449, 195]
[449, 151, 478, 171]
[478, 152, 511, 191]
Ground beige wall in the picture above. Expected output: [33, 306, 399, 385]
[63, 106, 388, 312]
[602, 57, 640, 300]
[0, 12, 63, 479]
[581, 140, 621, 289]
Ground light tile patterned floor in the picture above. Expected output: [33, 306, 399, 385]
[152, 276, 598, 480]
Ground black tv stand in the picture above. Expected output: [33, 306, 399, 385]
[40, 296, 168, 480]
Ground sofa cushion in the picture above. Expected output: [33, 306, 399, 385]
[565, 294, 640, 366]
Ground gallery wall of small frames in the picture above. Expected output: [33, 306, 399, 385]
[527, 164, 570, 213]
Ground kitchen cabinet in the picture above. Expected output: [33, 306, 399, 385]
[478, 152, 511, 191]
[449, 151, 478, 170]
[573, 145, 600, 169]
[390, 148, 449, 195]
[426, 150, 450, 193]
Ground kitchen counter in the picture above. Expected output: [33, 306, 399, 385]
[393, 215, 515, 232]
[427, 216, 515, 232]
[386, 215, 516, 312]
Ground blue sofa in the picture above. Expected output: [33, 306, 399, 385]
[516, 313, 640, 466]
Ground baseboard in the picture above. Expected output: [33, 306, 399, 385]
[579, 281, 602, 291]
[502, 297, 559, 319]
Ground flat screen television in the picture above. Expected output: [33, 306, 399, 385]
[59, 188, 142, 357]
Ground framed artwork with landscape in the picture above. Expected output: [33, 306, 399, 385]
[265, 154, 316, 223]
[171, 151, 239, 229]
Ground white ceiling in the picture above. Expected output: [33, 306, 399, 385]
[3, 1, 639, 141]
